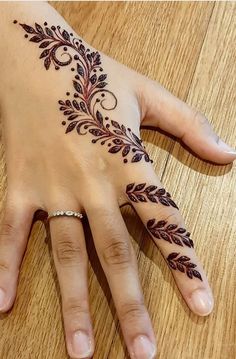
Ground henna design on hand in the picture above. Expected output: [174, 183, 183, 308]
[147, 219, 194, 248]
[167, 252, 202, 281]
[15, 21, 151, 164]
[126, 183, 178, 209]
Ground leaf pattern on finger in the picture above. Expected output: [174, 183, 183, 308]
[167, 252, 202, 281]
[17, 21, 152, 164]
[126, 183, 178, 209]
[147, 219, 194, 248]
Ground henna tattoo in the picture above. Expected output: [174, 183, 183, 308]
[147, 219, 194, 248]
[126, 183, 178, 209]
[15, 20, 151, 164]
[167, 252, 202, 281]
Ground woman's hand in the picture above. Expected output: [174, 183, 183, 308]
[0, 3, 235, 359]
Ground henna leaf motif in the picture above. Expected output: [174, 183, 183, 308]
[73, 81, 83, 94]
[62, 29, 70, 41]
[44, 57, 51, 70]
[39, 41, 51, 48]
[20, 24, 35, 33]
[40, 49, 50, 58]
[146, 219, 194, 248]
[66, 121, 78, 133]
[108, 146, 122, 154]
[167, 253, 202, 281]
[35, 23, 44, 34]
[126, 183, 178, 209]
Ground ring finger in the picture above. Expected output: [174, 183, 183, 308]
[48, 200, 94, 359]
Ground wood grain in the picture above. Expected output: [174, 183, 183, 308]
[0, 2, 235, 359]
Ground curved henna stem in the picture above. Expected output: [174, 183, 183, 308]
[17, 21, 152, 164]
[167, 252, 202, 281]
[126, 183, 178, 209]
[147, 219, 194, 248]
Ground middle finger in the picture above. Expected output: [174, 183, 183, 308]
[84, 193, 157, 359]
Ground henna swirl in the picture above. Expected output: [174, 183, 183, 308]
[16, 21, 151, 164]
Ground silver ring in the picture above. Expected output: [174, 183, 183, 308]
[47, 210, 83, 220]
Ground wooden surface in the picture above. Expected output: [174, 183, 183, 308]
[0, 2, 235, 358]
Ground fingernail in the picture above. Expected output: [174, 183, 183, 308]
[191, 289, 214, 316]
[0, 288, 6, 310]
[131, 335, 157, 359]
[218, 139, 236, 154]
[72, 330, 92, 358]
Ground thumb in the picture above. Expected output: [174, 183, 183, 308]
[139, 78, 236, 164]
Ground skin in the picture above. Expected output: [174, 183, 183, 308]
[0, 3, 235, 359]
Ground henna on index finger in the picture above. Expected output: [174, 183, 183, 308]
[125, 182, 202, 280]
[14, 20, 152, 164]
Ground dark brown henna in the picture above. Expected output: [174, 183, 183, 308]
[147, 219, 194, 248]
[16, 21, 151, 164]
[126, 183, 178, 209]
[167, 252, 202, 281]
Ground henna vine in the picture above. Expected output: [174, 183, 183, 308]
[147, 219, 194, 248]
[126, 183, 178, 209]
[167, 252, 202, 281]
[15, 20, 151, 164]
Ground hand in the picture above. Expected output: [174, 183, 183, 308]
[0, 3, 235, 359]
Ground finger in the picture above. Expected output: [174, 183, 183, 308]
[0, 193, 35, 312]
[139, 77, 236, 164]
[48, 202, 94, 359]
[84, 193, 157, 359]
[124, 171, 214, 317]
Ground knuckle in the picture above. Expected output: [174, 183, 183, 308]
[192, 110, 210, 128]
[0, 222, 15, 238]
[55, 238, 83, 266]
[63, 297, 89, 317]
[102, 240, 132, 268]
[0, 261, 10, 273]
[119, 300, 147, 323]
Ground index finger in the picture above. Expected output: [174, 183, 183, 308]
[123, 170, 214, 317]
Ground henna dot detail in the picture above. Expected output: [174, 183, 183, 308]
[108, 143, 111, 147]
[100, 68, 103, 72]
[24, 34, 28, 38]
[93, 69, 97, 72]
[70, 33, 73, 36]
[96, 99, 100, 102]
[75, 75, 79, 80]
[105, 117, 109, 120]
[132, 149, 136, 152]
[101, 141, 105, 145]
[13, 20, 18, 24]
[62, 121, 66, 125]
[101, 94, 105, 97]
[124, 159, 128, 163]
[51, 26, 56, 30]
[44, 22, 48, 26]
[63, 47, 67, 51]
[92, 140, 96, 144]
[71, 68, 75, 71]
[74, 55, 79, 60]
[66, 92, 70, 96]
[55, 66, 60, 70]
[74, 93, 79, 98]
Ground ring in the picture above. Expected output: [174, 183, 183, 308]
[47, 210, 83, 220]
